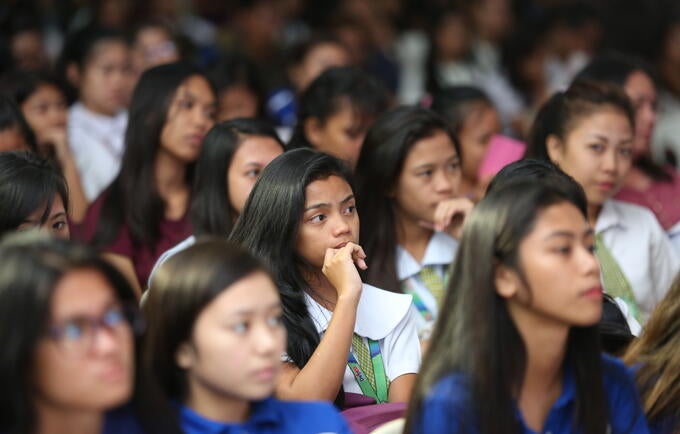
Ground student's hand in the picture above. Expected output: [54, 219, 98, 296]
[40, 128, 71, 163]
[322, 242, 366, 299]
[419, 197, 474, 239]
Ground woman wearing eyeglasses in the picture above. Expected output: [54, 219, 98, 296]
[0, 232, 180, 434]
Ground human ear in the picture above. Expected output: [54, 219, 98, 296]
[546, 134, 564, 165]
[66, 63, 80, 88]
[494, 263, 521, 299]
[304, 117, 324, 148]
[175, 342, 195, 370]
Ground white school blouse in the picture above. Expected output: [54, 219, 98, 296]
[146, 235, 197, 288]
[305, 284, 421, 396]
[396, 232, 458, 338]
[596, 199, 680, 321]
[68, 103, 128, 201]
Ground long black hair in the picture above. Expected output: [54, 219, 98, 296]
[0, 93, 36, 151]
[190, 118, 283, 237]
[354, 106, 460, 292]
[229, 148, 353, 407]
[0, 151, 68, 237]
[404, 180, 607, 434]
[0, 232, 180, 434]
[91, 62, 215, 249]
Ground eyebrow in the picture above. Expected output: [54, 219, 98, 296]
[412, 155, 460, 171]
[53, 299, 121, 322]
[230, 301, 283, 316]
[543, 228, 594, 240]
[304, 194, 354, 212]
[50, 212, 67, 220]
[588, 134, 633, 144]
[178, 89, 216, 106]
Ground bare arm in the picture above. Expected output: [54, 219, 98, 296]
[276, 243, 366, 401]
[388, 373, 417, 403]
[44, 129, 89, 223]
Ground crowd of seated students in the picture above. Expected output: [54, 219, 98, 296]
[1, 3, 680, 433]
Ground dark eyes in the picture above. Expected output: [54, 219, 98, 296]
[232, 314, 284, 334]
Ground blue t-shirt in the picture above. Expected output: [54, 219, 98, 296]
[412, 354, 650, 434]
[179, 397, 353, 434]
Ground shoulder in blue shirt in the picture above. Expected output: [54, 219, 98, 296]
[180, 397, 353, 434]
[413, 354, 650, 434]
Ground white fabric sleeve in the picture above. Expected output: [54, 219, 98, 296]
[381, 307, 421, 381]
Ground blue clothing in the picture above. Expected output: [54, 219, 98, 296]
[180, 397, 353, 434]
[103, 405, 146, 434]
[413, 354, 650, 434]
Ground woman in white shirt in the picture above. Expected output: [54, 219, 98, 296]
[230, 149, 420, 407]
[355, 107, 473, 341]
[526, 80, 680, 322]
[63, 28, 131, 201]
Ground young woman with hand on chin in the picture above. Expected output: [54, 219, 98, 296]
[355, 107, 473, 344]
[229, 149, 420, 410]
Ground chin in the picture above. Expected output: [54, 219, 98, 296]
[240, 386, 275, 402]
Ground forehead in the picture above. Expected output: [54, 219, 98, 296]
[524, 201, 588, 239]
[304, 175, 352, 203]
[623, 71, 655, 97]
[233, 136, 282, 161]
[51, 269, 118, 320]
[404, 130, 457, 164]
[565, 108, 632, 138]
[29, 83, 64, 100]
[174, 75, 214, 99]
[198, 272, 280, 318]
[89, 39, 128, 62]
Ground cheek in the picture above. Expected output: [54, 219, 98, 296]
[33, 345, 86, 404]
[192, 336, 246, 388]
[228, 176, 255, 214]
[295, 229, 323, 266]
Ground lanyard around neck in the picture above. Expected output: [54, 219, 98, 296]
[347, 338, 389, 403]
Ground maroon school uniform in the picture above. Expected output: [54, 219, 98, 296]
[77, 194, 192, 288]
[615, 168, 680, 231]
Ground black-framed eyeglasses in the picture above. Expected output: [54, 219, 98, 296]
[46, 304, 144, 356]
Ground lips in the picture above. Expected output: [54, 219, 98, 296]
[597, 182, 614, 190]
[253, 365, 277, 382]
[581, 285, 603, 299]
[187, 134, 204, 145]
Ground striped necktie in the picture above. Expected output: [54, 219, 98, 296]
[419, 265, 446, 307]
[351, 334, 375, 389]
[595, 233, 642, 322]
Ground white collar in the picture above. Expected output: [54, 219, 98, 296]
[396, 232, 458, 281]
[70, 102, 128, 127]
[305, 284, 412, 340]
[595, 200, 627, 234]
